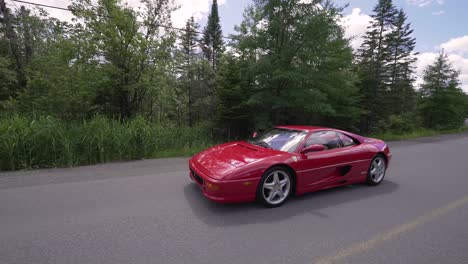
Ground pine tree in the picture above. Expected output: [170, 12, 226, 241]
[386, 9, 417, 115]
[201, 0, 224, 71]
[180, 16, 199, 126]
[357, 0, 398, 132]
[419, 53, 465, 129]
[216, 54, 252, 139]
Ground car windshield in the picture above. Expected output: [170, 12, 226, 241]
[249, 128, 308, 152]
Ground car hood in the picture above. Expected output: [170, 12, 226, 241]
[192, 141, 280, 179]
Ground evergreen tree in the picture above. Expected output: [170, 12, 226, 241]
[357, 0, 398, 132]
[386, 9, 417, 115]
[180, 16, 199, 126]
[216, 53, 252, 139]
[419, 53, 465, 129]
[177, 17, 217, 126]
[201, 0, 224, 71]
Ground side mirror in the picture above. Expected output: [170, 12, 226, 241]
[252, 132, 258, 138]
[302, 144, 325, 154]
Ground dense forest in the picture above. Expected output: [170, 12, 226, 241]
[1, 0, 467, 170]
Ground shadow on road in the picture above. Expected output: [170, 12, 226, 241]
[183, 180, 399, 227]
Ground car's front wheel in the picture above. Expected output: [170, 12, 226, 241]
[366, 155, 386, 186]
[257, 167, 292, 208]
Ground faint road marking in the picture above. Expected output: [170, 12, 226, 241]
[314, 194, 468, 264]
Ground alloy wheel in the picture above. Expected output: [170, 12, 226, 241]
[370, 157, 386, 183]
[262, 171, 291, 205]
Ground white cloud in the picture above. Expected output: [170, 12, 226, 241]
[414, 52, 438, 87]
[10, 0, 226, 28]
[432, 10, 445, 15]
[172, 0, 226, 27]
[439, 35, 468, 55]
[340, 8, 373, 50]
[407, 0, 445, 7]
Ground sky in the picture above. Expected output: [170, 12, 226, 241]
[7, 0, 468, 92]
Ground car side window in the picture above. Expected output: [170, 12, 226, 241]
[337, 132, 357, 147]
[304, 131, 342, 150]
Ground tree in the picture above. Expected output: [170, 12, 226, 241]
[1, 3, 63, 89]
[230, 0, 362, 130]
[201, 0, 224, 71]
[419, 53, 465, 129]
[216, 54, 252, 139]
[0, 56, 16, 101]
[357, 0, 398, 132]
[386, 9, 417, 115]
[0, 0, 21, 82]
[70, 0, 177, 119]
[180, 16, 199, 126]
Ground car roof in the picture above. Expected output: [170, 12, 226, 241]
[274, 125, 368, 143]
[274, 125, 330, 132]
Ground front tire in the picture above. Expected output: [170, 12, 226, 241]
[366, 155, 387, 186]
[256, 167, 292, 208]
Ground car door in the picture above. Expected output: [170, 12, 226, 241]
[336, 132, 373, 182]
[296, 131, 361, 190]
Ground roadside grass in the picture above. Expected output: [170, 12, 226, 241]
[1, 114, 467, 171]
[370, 126, 468, 141]
[0, 115, 214, 171]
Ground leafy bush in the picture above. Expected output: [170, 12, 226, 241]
[0, 115, 213, 171]
[383, 115, 415, 134]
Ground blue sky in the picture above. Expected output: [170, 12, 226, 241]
[342, 0, 468, 52]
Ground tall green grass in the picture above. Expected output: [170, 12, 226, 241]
[2, 114, 466, 172]
[0, 115, 214, 171]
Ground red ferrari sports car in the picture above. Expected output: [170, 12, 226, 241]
[189, 126, 391, 207]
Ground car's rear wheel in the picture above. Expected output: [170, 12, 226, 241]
[366, 155, 386, 186]
[257, 167, 292, 208]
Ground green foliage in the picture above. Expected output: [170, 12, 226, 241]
[0, 115, 213, 171]
[0, 56, 17, 101]
[201, 0, 224, 71]
[68, 0, 178, 119]
[174, 17, 217, 126]
[357, 0, 418, 132]
[464, 94, 468, 117]
[381, 114, 415, 134]
[419, 53, 466, 130]
[216, 54, 252, 139]
[0, 0, 467, 171]
[226, 0, 363, 133]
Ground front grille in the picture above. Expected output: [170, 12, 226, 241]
[191, 169, 204, 185]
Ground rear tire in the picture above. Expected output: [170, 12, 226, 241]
[366, 154, 386, 186]
[256, 167, 292, 208]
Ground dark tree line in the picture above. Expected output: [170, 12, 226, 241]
[0, 0, 467, 140]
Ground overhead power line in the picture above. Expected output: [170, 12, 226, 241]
[12, 0, 70, 11]
[9, 0, 237, 40]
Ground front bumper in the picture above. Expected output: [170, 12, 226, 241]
[188, 160, 259, 204]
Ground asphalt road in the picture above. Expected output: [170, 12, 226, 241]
[1, 133, 468, 264]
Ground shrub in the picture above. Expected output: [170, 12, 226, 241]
[383, 115, 415, 134]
